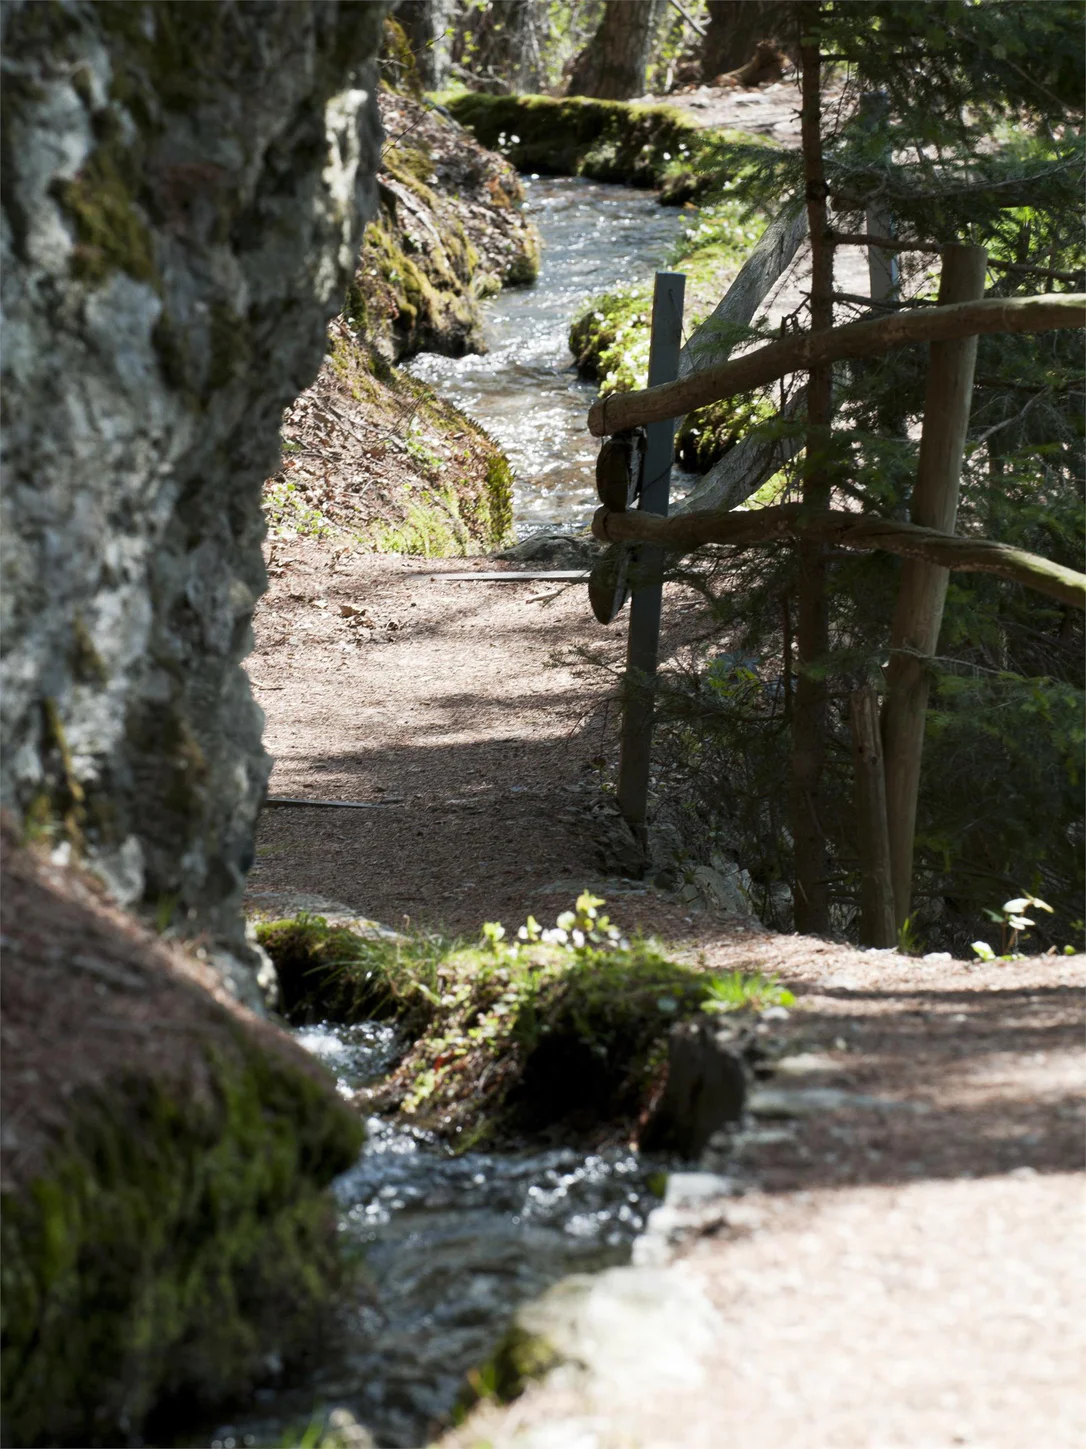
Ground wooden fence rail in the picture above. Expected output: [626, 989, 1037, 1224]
[588, 293, 1086, 437]
[591, 502, 1086, 611]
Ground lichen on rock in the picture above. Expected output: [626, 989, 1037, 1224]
[0, 0, 387, 992]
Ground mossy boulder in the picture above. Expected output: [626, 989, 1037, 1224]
[675, 391, 778, 473]
[444, 91, 756, 199]
[0, 838, 364, 1448]
[1, 0, 389, 982]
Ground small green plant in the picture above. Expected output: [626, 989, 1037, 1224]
[897, 914, 925, 956]
[701, 970, 795, 1014]
[278, 1412, 326, 1448]
[510, 890, 628, 954]
[264, 477, 336, 539]
[971, 893, 1054, 961]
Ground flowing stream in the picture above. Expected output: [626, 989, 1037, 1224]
[409, 176, 691, 535]
[207, 1022, 662, 1449]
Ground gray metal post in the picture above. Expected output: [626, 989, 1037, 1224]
[616, 271, 686, 855]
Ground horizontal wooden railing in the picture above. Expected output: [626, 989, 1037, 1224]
[587, 293, 1086, 437]
[591, 501, 1086, 610]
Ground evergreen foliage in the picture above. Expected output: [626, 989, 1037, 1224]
[651, 2, 1084, 952]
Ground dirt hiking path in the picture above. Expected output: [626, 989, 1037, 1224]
[247, 540, 1083, 1447]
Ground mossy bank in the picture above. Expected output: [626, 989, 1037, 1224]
[444, 91, 756, 203]
[0, 838, 364, 1448]
[261, 36, 541, 558]
[256, 895, 792, 1151]
[361, 80, 540, 361]
[266, 319, 513, 556]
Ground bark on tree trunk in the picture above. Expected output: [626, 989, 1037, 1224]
[567, 0, 659, 100]
[792, 28, 834, 936]
[701, 1, 791, 79]
[881, 245, 988, 931]
[850, 688, 897, 947]
[452, 0, 532, 93]
[394, 0, 453, 88]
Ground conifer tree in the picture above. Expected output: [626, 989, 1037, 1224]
[657, 0, 1084, 950]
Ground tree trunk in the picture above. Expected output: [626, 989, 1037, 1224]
[850, 688, 896, 947]
[701, 1, 791, 80]
[567, 0, 659, 100]
[394, 0, 453, 89]
[881, 245, 988, 930]
[452, 0, 532, 93]
[792, 28, 834, 936]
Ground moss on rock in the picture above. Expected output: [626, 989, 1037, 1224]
[675, 391, 778, 472]
[361, 88, 540, 363]
[256, 897, 780, 1147]
[0, 837, 365, 1448]
[444, 91, 756, 199]
[2, 1038, 362, 1447]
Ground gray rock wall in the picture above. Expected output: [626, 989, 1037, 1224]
[0, 1, 387, 995]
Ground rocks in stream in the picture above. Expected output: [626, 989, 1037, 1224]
[640, 1016, 747, 1158]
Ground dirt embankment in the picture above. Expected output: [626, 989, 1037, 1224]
[263, 86, 540, 558]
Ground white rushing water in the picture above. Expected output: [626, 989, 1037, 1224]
[206, 1019, 663, 1449]
[408, 176, 690, 536]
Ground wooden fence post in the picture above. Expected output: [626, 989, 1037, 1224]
[881, 244, 988, 929]
[616, 270, 686, 854]
[850, 687, 897, 947]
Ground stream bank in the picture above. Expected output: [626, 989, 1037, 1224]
[263, 79, 539, 557]
[245, 542, 1084, 1449]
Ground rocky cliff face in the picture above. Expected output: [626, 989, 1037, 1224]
[0, 1, 387, 1001]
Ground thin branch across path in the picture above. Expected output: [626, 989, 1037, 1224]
[588, 294, 1086, 436]
[591, 503, 1086, 610]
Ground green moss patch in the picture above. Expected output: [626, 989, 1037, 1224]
[267, 326, 514, 556]
[675, 391, 778, 473]
[2, 1038, 362, 1447]
[257, 897, 791, 1148]
[362, 90, 540, 363]
[568, 195, 766, 402]
[255, 914, 446, 1033]
[0, 838, 365, 1448]
[443, 91, 757, 199]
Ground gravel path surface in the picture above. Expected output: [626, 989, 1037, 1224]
[247, 542, 746, 942]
